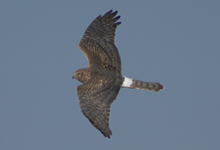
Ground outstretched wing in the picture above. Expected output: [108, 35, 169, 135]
[77, 75, 122, 138]
[79, 10, 122, 74]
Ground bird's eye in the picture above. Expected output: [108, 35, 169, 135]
[74, 72, 82, 78]
[76, 72, 81, 76]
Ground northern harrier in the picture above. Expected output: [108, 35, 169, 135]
[72, 10, 164, 138]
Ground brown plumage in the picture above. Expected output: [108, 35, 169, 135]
[72, 10, 164, 138]
[128, 78, 164, 92]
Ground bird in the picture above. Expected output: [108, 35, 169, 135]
[72, 10, 164, 138]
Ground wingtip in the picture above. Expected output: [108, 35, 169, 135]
[103, 130, 112, 139]
[104, 9, 119, 16]
[104, 9, 113, 16]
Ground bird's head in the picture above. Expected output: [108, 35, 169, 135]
[72, 69, 89, 83]
[72, 72, 79, 79]
[72, 70, 82, 80]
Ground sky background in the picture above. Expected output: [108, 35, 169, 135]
[1, 1, 220, 150]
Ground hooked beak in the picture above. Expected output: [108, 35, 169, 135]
[72, 73, 75, 79]
[72, 72, 80, 80]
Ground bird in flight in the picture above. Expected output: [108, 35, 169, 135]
[72, 10, 164, 138]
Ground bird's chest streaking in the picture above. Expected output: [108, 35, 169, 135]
[87, 68, 123, 89]
[75, 67, 123, 99]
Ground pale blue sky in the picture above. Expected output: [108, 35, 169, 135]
[1, 1, 220, 150]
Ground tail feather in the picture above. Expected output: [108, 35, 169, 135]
[130, 79, 164, 92]
[122, 76, 164, 92]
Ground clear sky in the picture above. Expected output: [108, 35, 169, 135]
[1, 1, 220, 150]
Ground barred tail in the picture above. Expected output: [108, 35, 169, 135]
[130, 79, 164, 92]
[122, 76, 164, 92]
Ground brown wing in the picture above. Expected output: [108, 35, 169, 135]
[79, 10, 122, 74]
[77, 75, 122, 138]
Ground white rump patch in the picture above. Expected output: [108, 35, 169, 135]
[121, 76, 133, 88]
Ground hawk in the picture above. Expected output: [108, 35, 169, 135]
[72, 10, 164, 138]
